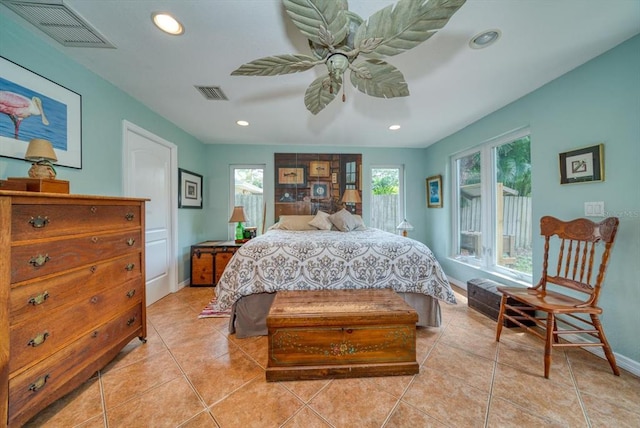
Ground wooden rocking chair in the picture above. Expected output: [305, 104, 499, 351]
[495, 216, 620, 379]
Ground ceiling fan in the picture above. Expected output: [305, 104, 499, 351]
[231, 0, 466, 114]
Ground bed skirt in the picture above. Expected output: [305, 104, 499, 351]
[228, 292, 442, 338]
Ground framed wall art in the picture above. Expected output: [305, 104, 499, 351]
[178, 168, 203, 209]
[277, 166, 306, 187]
[0, 56, 82, 169]
[311, 182, 330, 199]
[426, 175, 443, 208]
[559, 144, 604, 184]
[309, 160, 330, 177]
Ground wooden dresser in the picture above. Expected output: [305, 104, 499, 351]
[0, 191, 147, 427]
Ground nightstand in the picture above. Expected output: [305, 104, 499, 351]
[190, 240, 243, 286]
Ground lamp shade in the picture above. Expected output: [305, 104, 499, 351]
[396, 219, 414, 231]
[25, 138, 57, 162]
[341, 189, 361, 204]
[228, 206, 248, 223]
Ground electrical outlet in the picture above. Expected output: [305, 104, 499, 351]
[584, 201, 605, 217]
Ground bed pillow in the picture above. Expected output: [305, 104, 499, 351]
[329, 209, 359, 232]
[270, 215, 318, 231]
[352, 214, 367, 231]
[309, 211, 333, 230]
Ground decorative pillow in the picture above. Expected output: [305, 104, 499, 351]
[329, 209, 358, 232]
[309, 211, 333, 230]
[270, 215, 317, 231]
[352, 214, 367, 231]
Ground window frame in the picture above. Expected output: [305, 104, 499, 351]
[229, 164, 266, 238]
[370, 164, 405, 234]
[450, 128, 532, 283]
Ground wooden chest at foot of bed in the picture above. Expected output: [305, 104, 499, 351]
[467, 278, 536, 327]
[266, 289, 419, 382]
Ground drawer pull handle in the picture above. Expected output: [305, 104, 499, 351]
[28, 291, 49, 306]
[91, 236, 99, 243]
[125, 263, 135, 271]
[90, 265, 97, 273]
[28, 332, 49, 347]
[29, 254, 50, 267]
[92, 331, 99, 338]
[125, 212, 135, 221]
[29, 216, 49, 228]
[90, 296, 99, 304]
[127, 317, 136, 326]
[126, 289, 136, 298]
[29, 374, 50, 392]
[90, 206, 97, 214]
[345, 329, 353, 334]
[126, 238, 135, 246]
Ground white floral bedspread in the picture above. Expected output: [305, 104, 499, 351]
[215, 228, 456, 309]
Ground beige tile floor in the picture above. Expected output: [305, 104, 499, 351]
[25, 286, 640, 428]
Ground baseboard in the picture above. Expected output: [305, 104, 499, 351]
[447, 275, 640, 377]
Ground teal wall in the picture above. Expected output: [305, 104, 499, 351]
[0, 12, 211, 281]
[423, 35, 640, 363]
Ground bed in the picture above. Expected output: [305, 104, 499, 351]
[214, 211, 457, 338]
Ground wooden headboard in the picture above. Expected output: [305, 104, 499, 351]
[274, 153, 362, 219]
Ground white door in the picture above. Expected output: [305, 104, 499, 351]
[123, 121, 178, 305]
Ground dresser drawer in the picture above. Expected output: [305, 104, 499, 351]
[10, 253, 142, 325]
[8, 304, 143, 425]
[9, 278, 143, 374]
[11, 203, 142, 241]
[11, 230, 142, 283]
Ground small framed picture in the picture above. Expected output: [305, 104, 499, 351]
[178, 168, 203, 209]
[426, 175, 443, 208]
[311, 182, 330, 199]
[309, 160, 330, 177]
[559, 144, 604, 184]
[277, 166, 306, 187]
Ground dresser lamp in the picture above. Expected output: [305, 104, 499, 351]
[396, 219, 414, 237]
[341, 188, 361, 212]
[25, 138, 57, 179]
[229, 206, 248, 242]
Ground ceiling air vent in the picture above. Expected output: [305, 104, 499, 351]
[195, 85, 228, 101]
[1, 0, 115, 48]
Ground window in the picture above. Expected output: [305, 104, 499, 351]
[370, 166, 404, 234]
[451, 130, 532, 281]
[230, 165, 264, 235]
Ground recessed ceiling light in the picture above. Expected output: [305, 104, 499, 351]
[236, 120, 249, 127]
[469, 29, 501, 49]
[389, 124, 401, 131]
[152, 12, 184, 35]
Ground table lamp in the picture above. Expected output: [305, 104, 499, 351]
[25, 138, 57, 179]
[341, 188, 361, 212]
[229, 206, 248, 242]
[396, 219, 414, 237]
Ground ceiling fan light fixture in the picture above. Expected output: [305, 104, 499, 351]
[152, 12, 184, 35]
[236, 120, 249, 127]
[389, 124, 401, 131]
[469, 29, 501, 49]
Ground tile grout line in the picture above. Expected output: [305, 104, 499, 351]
[566, 350, 593, 428]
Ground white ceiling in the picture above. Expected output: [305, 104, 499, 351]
[3, 0, 639, 148]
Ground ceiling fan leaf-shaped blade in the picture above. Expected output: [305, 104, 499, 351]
[349, 59, 409, 98]
[283, 0, 349, 47]
[354, 0, 466, 57]
[231, 54, 318, 76]
[304, 74, 340, 114]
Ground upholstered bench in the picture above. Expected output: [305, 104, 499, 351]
[467, 278, 536, 327]
[266, 289, 419, 382]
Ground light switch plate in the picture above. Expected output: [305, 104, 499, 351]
[584, 201, 605, 217]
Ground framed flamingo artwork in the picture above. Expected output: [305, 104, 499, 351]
[0, 56, 82, 169]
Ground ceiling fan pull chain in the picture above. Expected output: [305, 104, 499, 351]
[342, 80, 346, 103]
